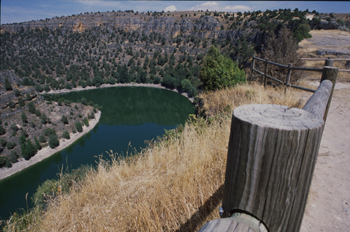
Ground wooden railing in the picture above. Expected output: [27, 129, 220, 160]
[200, 61, 339, 232]
[251, 56, 338, 122]
[251, 55, 329, 93]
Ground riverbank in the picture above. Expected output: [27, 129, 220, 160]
[0, 111, 101, 181]
[45, 83, 195, 103]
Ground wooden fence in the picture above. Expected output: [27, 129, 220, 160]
[200, 61, 339, 232]
[251, 56, 338, 122]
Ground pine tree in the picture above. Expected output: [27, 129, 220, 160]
[4, 78, 12, 91]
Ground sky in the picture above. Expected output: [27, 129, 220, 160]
[1, 0, 350, 25]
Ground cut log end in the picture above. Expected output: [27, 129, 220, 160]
[234, 104, 323, 130]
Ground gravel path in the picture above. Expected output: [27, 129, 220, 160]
[301, 82, 350, 231]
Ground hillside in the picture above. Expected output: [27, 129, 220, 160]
[0, 70, 99, 170]
[1, 9, 348, 97]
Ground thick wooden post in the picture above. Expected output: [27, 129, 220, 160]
[324, 57, 333, 67]
[264, 59, 268, 88]
[320, 66, 338, 123]
[303, 80, 333, 119]
[251, 56, 256, 80]
[222, 104, 325, 232]
[285, 63, 292, 93]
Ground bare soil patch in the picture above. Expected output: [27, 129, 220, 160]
[299, 29, 350, 231]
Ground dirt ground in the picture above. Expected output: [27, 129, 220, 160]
[299, 30, 350, 231]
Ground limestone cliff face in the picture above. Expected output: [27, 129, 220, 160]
[1, 13, 225, 39]
[0, 71, 42, 110]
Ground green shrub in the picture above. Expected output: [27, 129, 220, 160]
[34, 137, 42, 150]
[180, 79, 193, 93]
[44, 128, 56, 137]
[18, 97, 25, 107]
[21, 139, 37, 160]
[200, 46, 246, 91]
[39, 135, 47, 143]
[81, 97, 88, 106]
[14, 89, 20, 96]
[41, 113, 48, 124]
[35, 110, 41, 116]
[21, 112, 28, 123]
[5, 77, 12, 91]
[293, 23, 312, 43]
[27, 102, 36, 114]
[0, 125, 5, 135]
[83, 117, 89, 127]
[9, 150, 19, 163]
[62, 130, 70, 139]
[10, 124, 19, 131]
[48, 135, 59, 148]
[0, 156, 6, 167]
[5, 160, 12, 168]
[61, 115, 68, 124]
[0, 138, 7, 147]
[75, 121, 83, 132]
[6, 142, 16, 149]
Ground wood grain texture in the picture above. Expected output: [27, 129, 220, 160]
[199, 213, 268, 232]
[303, 80, 332, 119]
[320, 66, 339, 122]
[222, 104, 324, 232]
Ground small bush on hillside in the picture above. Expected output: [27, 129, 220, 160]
[75, 121, 83, 132]
[83, 118, 89, 127]
[0, 139, 7, 147]
[61, 115, 69, 124]
[28, 102, 36, 114]
[200, 46, 246, 91]
[21, 139, 37, 160]
[48, 135, 59, 148]
[6, 142, 16, 149]
[44, 128, 56, 137]
[0, 125, 5, 135]
[62, 130, 70, 139]
[34, 137, 42, 150]
[39, 135, 47, 143]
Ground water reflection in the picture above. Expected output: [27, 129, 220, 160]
[0, 87, 194, 221]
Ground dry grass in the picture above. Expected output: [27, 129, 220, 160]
[199, 82, 303, 117]
[5, 83, 303, 232]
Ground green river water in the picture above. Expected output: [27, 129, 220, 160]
[0, 86, 195, 221]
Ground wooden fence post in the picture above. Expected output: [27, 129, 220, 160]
[320, 65, 338, 122]
[251, 55, 256, 80]
[221, 80, 333, 232]
[264, 59, 268, 88]
[285, 63, 292, 93]
[324, 57, 334, 67]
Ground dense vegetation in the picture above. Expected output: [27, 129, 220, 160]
[1, 8, 340, 97]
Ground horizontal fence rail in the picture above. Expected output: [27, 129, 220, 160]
[301, 57, 350, 72]
[251, 56, 339, 93]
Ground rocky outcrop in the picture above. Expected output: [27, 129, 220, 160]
[0, 71, 42, 110]
[0, 70, 21, 94]
[1, 13, 226, 39]
[316, 20, 349, 31]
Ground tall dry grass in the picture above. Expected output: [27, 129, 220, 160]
[5, 83, 303, 232]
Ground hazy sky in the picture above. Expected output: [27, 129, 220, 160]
[2, 1, 350, 25]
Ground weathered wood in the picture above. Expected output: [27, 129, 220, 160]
[303, 80, 332, 119]
[264, 59, 268, 88]
[285, 64, 292, 93]
[320, 66, 338, 122]
[199, 213, 268, 232]
[222, 104, 324, 232]
[324, 58, 334, 67]
[251, 56, 256, 80]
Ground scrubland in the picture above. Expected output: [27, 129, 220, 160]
[4, 83, 303, 232]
